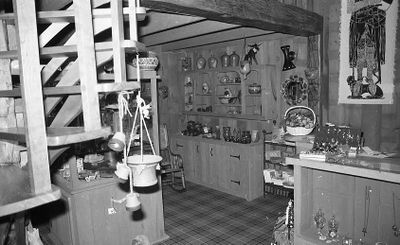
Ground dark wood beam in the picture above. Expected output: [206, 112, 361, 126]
[141, 0, 323, 36]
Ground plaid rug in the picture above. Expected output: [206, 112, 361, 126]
[156, 182, 289, 245]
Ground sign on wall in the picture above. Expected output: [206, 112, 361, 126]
[338, 0, 398, 104]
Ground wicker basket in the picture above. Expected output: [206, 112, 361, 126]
[132, 57, 159, 70]
[284, 106, 315, 136]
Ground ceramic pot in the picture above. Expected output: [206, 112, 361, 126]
[208, 55, 218, 69]
[196, 55, 206, 70]
[221, 52, 230, 67]
[229, 51, 240, 67]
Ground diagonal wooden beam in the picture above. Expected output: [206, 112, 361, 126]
[141, 0, 323, 36]
[141, 20, 239, 46]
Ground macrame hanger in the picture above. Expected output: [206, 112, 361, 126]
[117, 91, 133, 166]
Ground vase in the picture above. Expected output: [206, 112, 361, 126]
[222, 127, 231, 141]
[208, 55, 218, 69]
[196, 55, 206, 70]
[221, 52, 230, 67]
[229, 51, 240, 67]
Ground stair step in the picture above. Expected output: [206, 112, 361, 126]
[0, 40, 146, 59]
[0, 126, 111, 147]
[0, 164, 61, 217]
[0, 8, 146, 24]
[0, 82, 140, 97]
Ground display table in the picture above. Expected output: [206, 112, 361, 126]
[287, 156, 400, 245]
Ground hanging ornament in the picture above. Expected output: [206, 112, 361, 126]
[281, 45, 296, 71]
[240, 37, 251, 79]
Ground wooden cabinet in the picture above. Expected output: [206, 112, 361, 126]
[172, 135, 263, 201]
[50, 179, 167, 245]
[288, 157, 400, 245]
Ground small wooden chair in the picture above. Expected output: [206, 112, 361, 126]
[159, 124, 186, 192]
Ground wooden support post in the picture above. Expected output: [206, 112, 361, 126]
[12, 0, 51, 194]
[111, 0, 127, 84]
[73, 0, 101, 131]
[150, 72, 160, 154]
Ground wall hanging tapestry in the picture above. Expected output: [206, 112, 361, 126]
[338, 0, 398, 104]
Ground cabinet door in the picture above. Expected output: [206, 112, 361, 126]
[226, 146, 248, 198]
[195, 141, 209, 183]
[170, 137, 195, 180]
[208, 143, 222, 187]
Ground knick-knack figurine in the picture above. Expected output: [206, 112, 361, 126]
[328, 215, 339, 239]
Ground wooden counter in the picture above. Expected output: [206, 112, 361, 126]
[286, 156, 400, 245]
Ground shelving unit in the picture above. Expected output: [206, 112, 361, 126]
[183, 64, 276, 119]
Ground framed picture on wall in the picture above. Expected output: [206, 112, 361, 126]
[338, 0, 398, 104]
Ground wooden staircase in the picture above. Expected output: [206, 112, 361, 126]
[0, 0, 155, 217]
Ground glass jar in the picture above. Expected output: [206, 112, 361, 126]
[223, 127, 231, 141]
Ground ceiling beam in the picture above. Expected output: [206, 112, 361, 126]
[141, 20, 239, 46]
[141, 0, 323, 36]
[139, 11, 205, 36]
[157, 27, 274, 51]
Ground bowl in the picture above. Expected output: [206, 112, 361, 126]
[132, 57, 159, 70]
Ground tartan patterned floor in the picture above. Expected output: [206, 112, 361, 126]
[156, 182, 289, 245]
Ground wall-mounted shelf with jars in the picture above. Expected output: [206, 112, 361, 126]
[181, 64, 277, 121]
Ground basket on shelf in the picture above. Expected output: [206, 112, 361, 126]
[132, 57, 159, 70]
[284, 106, 316, 136]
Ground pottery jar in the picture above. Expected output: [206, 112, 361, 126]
[221, 52, 230, 67]
[196, 55, 206, 70]
[208, 55, 218, 69]
[229, 51, 240, 67]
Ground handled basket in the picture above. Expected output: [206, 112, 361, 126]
[284, 106, 316, 136]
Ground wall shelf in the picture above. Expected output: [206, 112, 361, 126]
[182, 111, 267, 121]
[0, 127, 111, 147]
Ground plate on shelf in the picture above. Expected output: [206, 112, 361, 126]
[202, 82, 210, 94]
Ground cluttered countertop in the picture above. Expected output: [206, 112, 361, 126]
[284, 124, 400, 183]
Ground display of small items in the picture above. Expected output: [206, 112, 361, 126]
[222, 126, 251, 144]
[313, 209, 339, 243]
[312, 125, 361, 154]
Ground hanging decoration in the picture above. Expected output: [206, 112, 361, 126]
[239, 37, 251, 79]
[281, 45, 296, 71]
[338, 0, 398, 104]
[281, 75, 308, 106]
[110, 52, 162, 212]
